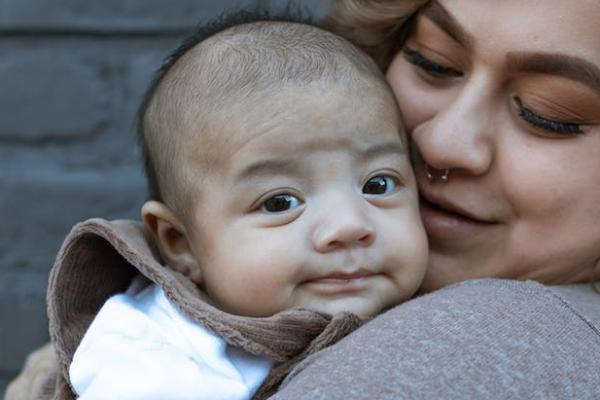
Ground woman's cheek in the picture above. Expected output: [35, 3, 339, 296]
[386, 58, 454, 132]
[506, 148, 590, 222]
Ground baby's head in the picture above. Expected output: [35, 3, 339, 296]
[139, 12, 428, 318]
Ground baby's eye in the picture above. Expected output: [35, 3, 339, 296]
[260, 194, 302, 213]
[362, 175, 397, 195]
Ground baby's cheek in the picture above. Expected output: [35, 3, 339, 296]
[385, 222, 428, 291]
[208, 280, 280, 317]
[218, 264, 300, 316]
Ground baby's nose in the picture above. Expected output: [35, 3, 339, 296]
[312, 204, 375, 252]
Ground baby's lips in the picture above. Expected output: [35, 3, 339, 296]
[304, 268, 379, 283]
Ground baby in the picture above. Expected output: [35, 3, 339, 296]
[69, 10, 428, 400]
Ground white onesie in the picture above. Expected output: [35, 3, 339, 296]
[69, 277, 273, 400]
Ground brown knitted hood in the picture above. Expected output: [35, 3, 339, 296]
[41, 218, 362, 399]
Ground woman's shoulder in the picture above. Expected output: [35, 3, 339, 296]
[272, 279, 600, 400]
[361, 278, 600, 355]
[429, 278, 600, 327]
[546, 281, 600, 332]
[379, 278, 600, 339]
[399, 278, 600, 332]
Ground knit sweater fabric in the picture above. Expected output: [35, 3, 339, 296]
[272, 279, 600, 399]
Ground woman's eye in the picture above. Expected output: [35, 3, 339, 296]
[402, 48, 463, 78]
[514, 97, 584, 136]
[260, 194, 302, 213]
[362, 175, 397, 195]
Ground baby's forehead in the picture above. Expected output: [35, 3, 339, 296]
[195, 78, 402, 145]
[199, 85, 404, 163]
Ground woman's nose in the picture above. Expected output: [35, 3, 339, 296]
[412, 80, 495, 176]
[311, 200, 375, 253]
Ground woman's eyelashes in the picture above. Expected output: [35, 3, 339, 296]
[402, 48, 462, 79]
[514, 97, 584, 135]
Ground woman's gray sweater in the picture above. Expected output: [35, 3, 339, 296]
[272, 279, 600, 399]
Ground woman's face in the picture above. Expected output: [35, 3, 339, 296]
[387, 0, 600, 290]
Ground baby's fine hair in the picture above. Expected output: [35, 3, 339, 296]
[137, 7, 389, 214]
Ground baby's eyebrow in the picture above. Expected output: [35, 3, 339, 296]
[236, 158, 301, 181]
[361, 142, 406, 160]
[235, 142, 405, 182]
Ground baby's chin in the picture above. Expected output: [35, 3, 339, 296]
[302, 298, 390, 319]
[213, 295, 397, 318]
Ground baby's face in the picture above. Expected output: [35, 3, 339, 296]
[184, 84, 428, 318]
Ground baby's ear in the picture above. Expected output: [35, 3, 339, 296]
[141, 201, 203, 285]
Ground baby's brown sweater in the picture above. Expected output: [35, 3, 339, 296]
[7, 218, 361, 400]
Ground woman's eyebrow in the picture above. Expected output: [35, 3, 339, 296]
[507, 52, 600, 94]
[421, 1, 474, 49]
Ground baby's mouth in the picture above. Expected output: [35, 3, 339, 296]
[316, 270, 376, 281]
[303, 270, 381, 293]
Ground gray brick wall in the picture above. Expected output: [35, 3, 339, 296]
[0, 1, 331, 396]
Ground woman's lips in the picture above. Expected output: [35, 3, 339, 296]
[419, 194, 498, 241]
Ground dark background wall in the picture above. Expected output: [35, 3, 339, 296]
[0, 0, 331, 396]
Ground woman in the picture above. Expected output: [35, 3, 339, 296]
[272, 0, 600, 398]
[6, 1, 600, 399]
